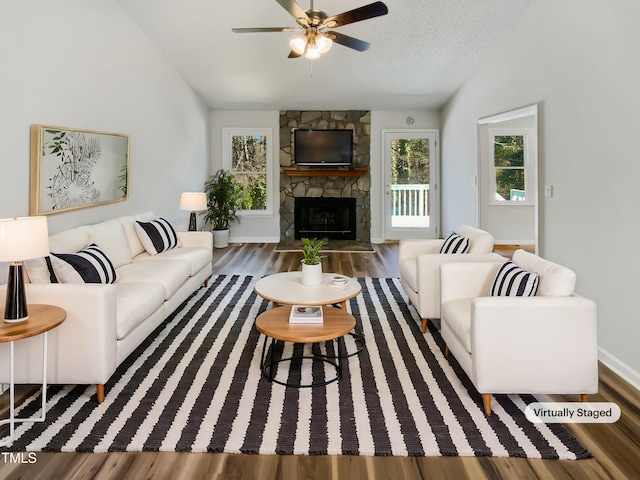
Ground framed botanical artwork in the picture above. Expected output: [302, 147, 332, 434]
[30, 125, 129, 215]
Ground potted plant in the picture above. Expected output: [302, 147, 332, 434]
[300, 237, 327, 285]
[202, 169, 242, 248]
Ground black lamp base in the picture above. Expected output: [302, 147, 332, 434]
[188, 212, 197, 232]
[4, 263, 29, 323]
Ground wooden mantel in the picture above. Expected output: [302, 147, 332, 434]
[282, 167, 368, 177]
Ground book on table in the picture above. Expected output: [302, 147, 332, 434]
[289, 305, 323, 324]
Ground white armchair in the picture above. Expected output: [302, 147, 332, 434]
[399, 224, 504, 333]
[440, 250, 598, 415]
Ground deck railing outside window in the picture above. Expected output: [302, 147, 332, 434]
[391, 184, 430, 229]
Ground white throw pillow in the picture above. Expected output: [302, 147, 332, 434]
[50, 244, 117, 284]
[490, 261, 539, 297]
[440, 232, 470, 254]
[134, 218, 180, 256]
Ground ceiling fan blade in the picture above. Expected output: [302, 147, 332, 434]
[323, 1, 388, 28]
[232, 27, 297, 33]
[326, 31, 371, 52]
[274, 0, 311, 26]
[288, 50, 303, 58]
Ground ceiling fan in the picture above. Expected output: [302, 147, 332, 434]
[232, 0, 389, 59]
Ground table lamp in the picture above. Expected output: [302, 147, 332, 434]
[0, 216, 49, 322]
[180, 192, 207, 231]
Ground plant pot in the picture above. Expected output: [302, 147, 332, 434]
[301, 261, 323, 286]
[212, 229, 230, 248]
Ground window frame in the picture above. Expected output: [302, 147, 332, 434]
[222, 127, 274, 216]
[488, 128, 534, 206]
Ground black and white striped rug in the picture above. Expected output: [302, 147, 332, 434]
[3, 275, 591, 458]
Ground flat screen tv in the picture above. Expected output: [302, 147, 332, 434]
[294, 129, 353, 167]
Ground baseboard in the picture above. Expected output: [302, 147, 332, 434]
[494, 239, 535, 246]
[598, 346, 640, 391]
[229, 236, 280, 244]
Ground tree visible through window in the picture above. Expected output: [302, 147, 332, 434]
[493, 135, 525, 201]
[390, 138, 430, 185]
[226, 131, 271, 212]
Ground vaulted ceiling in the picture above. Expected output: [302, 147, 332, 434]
[116, 0, 535, 110]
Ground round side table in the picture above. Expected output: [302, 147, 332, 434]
[0, 304, 66, 447]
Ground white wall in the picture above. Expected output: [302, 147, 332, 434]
[210, 110, 440, 243]
[209, 111, 282, 242]
[370, 111, 441, 243]
[441, 0, 640, 386]
[478, 115, 536, 245]
[0, 0, 209, 237]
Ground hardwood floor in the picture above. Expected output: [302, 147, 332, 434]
[1, 243, 638, 480]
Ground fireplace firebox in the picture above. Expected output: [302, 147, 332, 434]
[294, 197, 356, 240]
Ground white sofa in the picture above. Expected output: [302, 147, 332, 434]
[0, 212, 213, 403]
[399, 225, 504, 333]
[440, 249, 598, 414]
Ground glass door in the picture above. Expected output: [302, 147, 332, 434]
[383, 130, 439, 240]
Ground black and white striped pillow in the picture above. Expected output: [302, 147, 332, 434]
[50, 244, 117, 284]
[490, 261, 539, 297]
[439, 232, 470, 254]
[134, 218, 180, 255]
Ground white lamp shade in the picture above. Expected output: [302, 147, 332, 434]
[305, 43, 321, 59]
[0, 216, 49, 262]
[180, 192, 207, 211]
[316, 33, 333, 54]
[290, 34, 307, 55]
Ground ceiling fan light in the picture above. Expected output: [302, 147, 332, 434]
[305, 43, 321, 59]
[316, 33, 333, 54]
[290, 34, 307, 55]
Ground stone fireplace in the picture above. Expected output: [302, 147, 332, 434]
[279, 110, 371, 243]
[295, 197, 357, 240]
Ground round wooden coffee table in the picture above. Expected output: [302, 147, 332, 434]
[254, 272, 361, 309]
[255, 306, 355, 388]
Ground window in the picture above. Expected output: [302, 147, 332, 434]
[222, 128, 273, 215]
[490, 130, 532, 205]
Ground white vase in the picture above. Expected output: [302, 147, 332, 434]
[212, 229, 230, 248]
[301, 261, 323, 286]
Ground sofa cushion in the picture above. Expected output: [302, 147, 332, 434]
[118, 212, 156, 258]
[490, 261, 539, 297]
[135, 218, 180, 255]
[441, 299, 472, 353]
[512, 249, 576, 296]
[50, 244, 118, 284]
[24, 257, 53, 284]
[456, 224, 494, 254]
[132, 247, 212, 276]
[115, 282, 165, 339]
[116, 260, 191, 300]
[440, 232, 470, 254]
[84, 219, 132, 268]
[48, 227, 90, 253]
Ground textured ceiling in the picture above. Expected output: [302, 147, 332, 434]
[116, 0, 535, 110]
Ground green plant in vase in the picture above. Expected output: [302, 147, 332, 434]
[202, 169, 242, 248]
[300, 238, 327, 286]
[301, 237, 327, 265]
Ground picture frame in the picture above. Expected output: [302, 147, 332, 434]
[30, 124, 129, 215]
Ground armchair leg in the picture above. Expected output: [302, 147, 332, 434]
[96, 384, 105, 403]
[581, 394, 589, 402]
[421, 318, 428, 333]
[482, 394, 492, 415]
